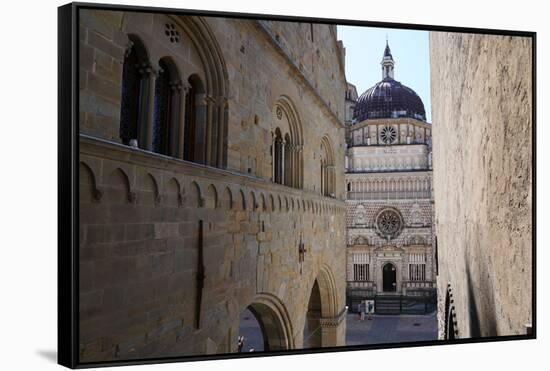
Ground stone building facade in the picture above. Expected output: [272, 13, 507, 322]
[345, 82, 358, 127]
[430, 32, 533, 339]
[78, 9, 348, 362]
[345, 43, 436, 311]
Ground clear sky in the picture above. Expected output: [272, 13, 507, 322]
[337, 26, 431, 122]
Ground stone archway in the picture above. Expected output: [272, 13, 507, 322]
[238, 293, 294, 351]
[303, 280, 322, 348]
[302, 266, 345, 348]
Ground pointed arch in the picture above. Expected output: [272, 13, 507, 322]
[244, 293, 295, 351]
[79, 161, 101, 202]
[152, 57, 182, 156]
[173, 16, 229, 167]
[138, 173, 160, 206]
[106, 168, 133, 204]
[222, 187, 233, 210]
[165, 177, 181, 207]
[320, 135, 335, 198]
[272, 96, 304, 189]
[119, 34, 149, 147]
[187, 181, 202, 208]
[205, 184, 218, 209]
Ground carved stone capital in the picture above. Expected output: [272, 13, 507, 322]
[124, 39, 134, 58]
[169, 80, 183, 92]
[137, 63, 159, 78]
[181, 81, 191, 93]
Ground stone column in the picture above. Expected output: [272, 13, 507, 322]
[168, 80, 183, 157]
[319, 309, 347, 347]
[320, 161, 325, 195]
[205, 95, 215, 166]
[271, 137, 276, 182]
[217, 98, 228, 168]
[194, 93, 208, 164]
[332, 166, 336, 196]
[280, 139, 286, 185]
[138, 63, 158, 151]
[291, 145, 297, 188]
[295, 144, 303, 189]
[177, 82, 190, 160]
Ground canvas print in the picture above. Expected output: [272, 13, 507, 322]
[73, 4, 533, 365]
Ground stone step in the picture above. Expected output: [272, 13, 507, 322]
[375, 295, 402, 314]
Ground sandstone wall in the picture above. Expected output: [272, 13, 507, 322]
[79, 138, 346, 361]
[430, 32, 532, 338]
[78, 9, 348, 362]
[79, 10, 347, 199]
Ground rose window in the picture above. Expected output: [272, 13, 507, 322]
[380, 126, 397, 144]
[376, 209, 402, 239]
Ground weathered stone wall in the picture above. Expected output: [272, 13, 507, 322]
[430, 32, 532, 338]
[79, 10, 347, 199]
[78, 9, 348, 362]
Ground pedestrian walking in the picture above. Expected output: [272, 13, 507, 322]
[367, 301, 373, 320]
[237, 335, 244, 352]
[359, 301, 365, 321]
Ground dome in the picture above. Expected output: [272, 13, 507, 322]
[353, 41, 427, 122]
[353, 78, 426, 122]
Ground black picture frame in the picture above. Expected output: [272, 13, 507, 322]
[58, 2, 536, 368]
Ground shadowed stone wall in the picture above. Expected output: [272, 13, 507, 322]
[78, 9, 347, 362]
[430, 32, 532, 339]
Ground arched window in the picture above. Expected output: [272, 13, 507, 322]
[320, 136, 335, 197]
[284, 133, 292, 187]
[152, 58, 181, 156]
[273, 128, 284, 184]
[117, 18, 229, 168]
[183, 74, 206, 163]
[271, 98, 303, 189]
[119, 36, 148, 146]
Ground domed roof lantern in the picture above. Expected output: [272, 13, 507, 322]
[353, 41, 427, 122]
[381, 39, 395, 79]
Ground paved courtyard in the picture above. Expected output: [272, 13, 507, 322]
[346, 311, 438, 345]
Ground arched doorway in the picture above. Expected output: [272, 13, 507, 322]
[302, 266, 342, 348]
[238, 294, 294, 352]
[303, 280, 322, 348]
[382, 263, 397, 292]
[238, 307, 265, 352]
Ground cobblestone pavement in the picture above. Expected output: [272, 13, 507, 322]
[346, 310, 438, 345]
